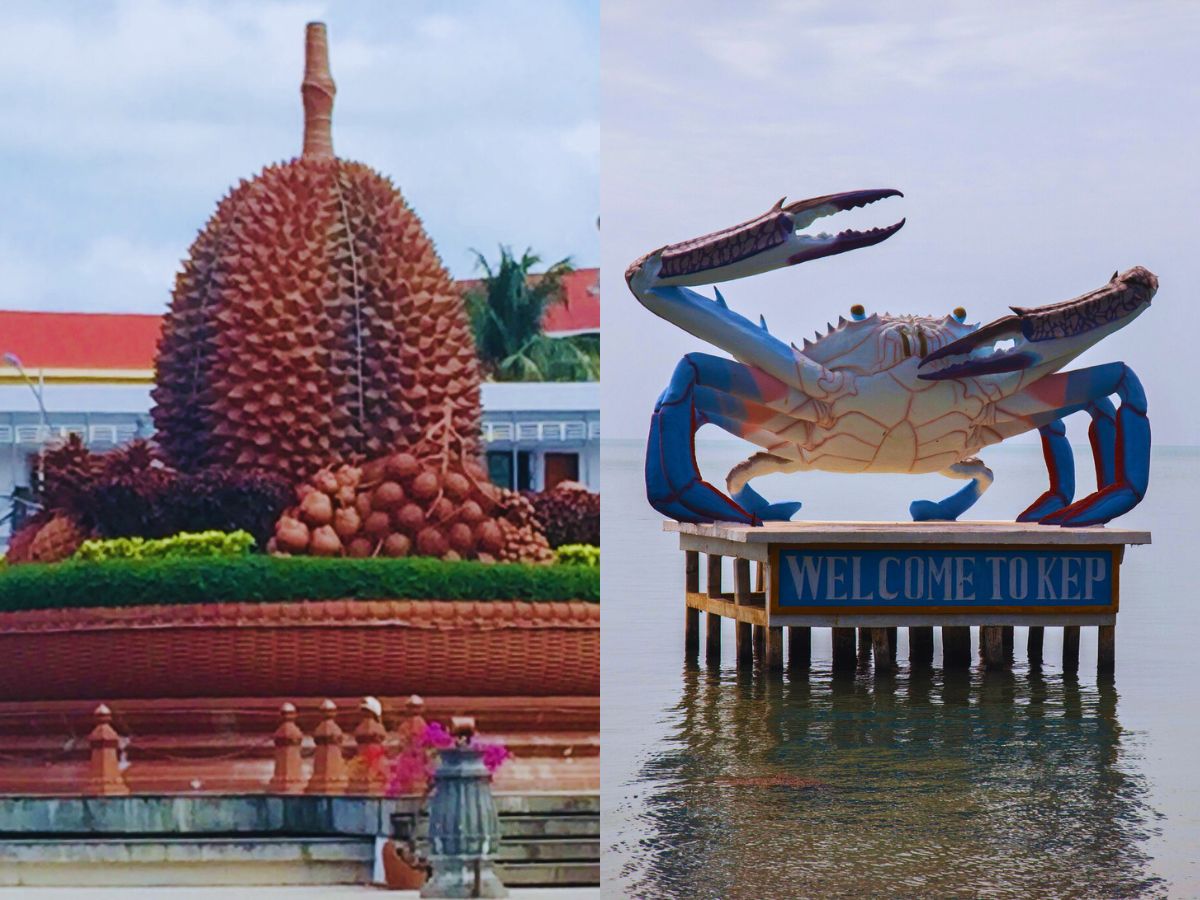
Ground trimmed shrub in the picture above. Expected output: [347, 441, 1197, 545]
[0, 555, 599, 612]
[75, 530, 256, 562]
[523, 483, 599, 548]
[556, 544, 599, 568]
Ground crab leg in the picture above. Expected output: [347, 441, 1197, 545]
[1016, 397, 1117, 522]
[997, 363, 1148, 526]
[910, 458, 995, 522]
[646, 354, 817, 523]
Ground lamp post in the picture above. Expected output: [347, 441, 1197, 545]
[3, 353, 51, 494]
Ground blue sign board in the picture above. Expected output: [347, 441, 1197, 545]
[775, 547, 1115, 611]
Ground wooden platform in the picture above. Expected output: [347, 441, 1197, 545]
[667, 520, 1151, 675]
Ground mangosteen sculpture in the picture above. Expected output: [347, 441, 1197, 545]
[152, 23, 481, 480]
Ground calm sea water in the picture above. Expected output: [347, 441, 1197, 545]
[601, 440, 1200, 898]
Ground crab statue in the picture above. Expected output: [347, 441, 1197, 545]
[625, 189, 1156, 527]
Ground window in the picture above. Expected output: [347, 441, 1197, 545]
[487, 451, 514, 489]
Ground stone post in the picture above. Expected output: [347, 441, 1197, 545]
[306, 698, 347, 794]
[268, 702, 306, 793]
[348, 695, 388, 795]
[84, 704, 129, 796]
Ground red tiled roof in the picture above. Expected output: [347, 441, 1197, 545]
[541, 268, 600, 336]
[0, 268, 600, 377]
[0, 310, 160, 372]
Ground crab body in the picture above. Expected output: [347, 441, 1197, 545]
[627, 190, 1156, 527]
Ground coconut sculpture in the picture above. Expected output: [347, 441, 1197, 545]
[152, 23, 551, 564]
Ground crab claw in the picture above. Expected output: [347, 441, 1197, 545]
[918, 267, 1158, 381]
[642, 189, 905, 287]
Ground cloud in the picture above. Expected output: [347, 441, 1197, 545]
[0, 0, 598, 313]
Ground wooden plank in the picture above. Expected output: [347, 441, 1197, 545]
[684, 607, 699, 658]
[943, 626, 971, 669]
[788, 627, 811, 671]
[705, 611, 721, 663]
[666, 520, 1151, 546]
[678, 533, 769, 563]
[685, 551, 700, 593]
[685, 592, 767, 627]
[1098, 625, 1115, 675]
[831, 628, 856, 672]
[767, 612, 1116, 628]
[872, 628, 895, 673]
[1063, 625, 1081, 673]
[981, 625, 1005, 671]
[1028, 626, 1044, 668]
[909, 626, 934, 668]
[766, 627, 783, 673]
[706, 553, 722, 598]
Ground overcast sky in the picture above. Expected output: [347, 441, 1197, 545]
[602, 0, 1200, 446]
[0, 0, 597, 314]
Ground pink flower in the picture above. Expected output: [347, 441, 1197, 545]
[477, 741, 511, 774]
[418, 721, 454, 750]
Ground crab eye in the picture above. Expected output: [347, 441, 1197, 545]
[850, 304, 866, 321]
[952, 307, 966, 323]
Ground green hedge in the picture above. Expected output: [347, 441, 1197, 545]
[0, 556, 599, 613]
[556, 544, 599, 568]
[75, 530, 256, 562]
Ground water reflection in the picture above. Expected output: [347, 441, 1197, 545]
[625, 665, 1163, 899]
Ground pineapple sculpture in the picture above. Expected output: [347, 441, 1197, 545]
[151, 23, 482, 481]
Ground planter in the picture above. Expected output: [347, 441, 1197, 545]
[0, 599, 599, 700]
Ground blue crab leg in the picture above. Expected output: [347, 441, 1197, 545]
[909, 458, 995, 522]
[997, 363, 1148, 526]
[1016, 397, 1117, 522]
[645, 353, 815, 523]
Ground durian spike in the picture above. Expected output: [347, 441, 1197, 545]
[301, 22, 336, 160]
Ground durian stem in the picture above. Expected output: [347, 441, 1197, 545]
[301, 22, 336, 160]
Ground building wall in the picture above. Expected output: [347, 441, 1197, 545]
[0, 382, 599, 541]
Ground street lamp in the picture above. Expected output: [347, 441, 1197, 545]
[3, 352, 51, 494]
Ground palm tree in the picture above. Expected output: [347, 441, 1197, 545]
[466, 246, 598, 382]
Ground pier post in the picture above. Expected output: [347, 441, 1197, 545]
[788, 627, 811, 671]
[1062, 625, 1081, 674]
[1028, 626, 1044, 668]
[684, 552, 700, 659]
[981, 626, 1006, 671]
[832, 628, 856, 673]
[703, 553, 719, 664]
[766, 627, 784, 673]
[888, 627, 898, 664]
[753, 623, 766, 667]
[909, 627, 934, 668]
[1002, 626, 1014, 663]
[1098, 625, 1115, 675]
[872, 628, 895, 674]
[942, 626, 971, 669]
[734, 558, 753, 669]
[857, 628, 872, 668]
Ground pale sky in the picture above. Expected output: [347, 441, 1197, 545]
[602, 1, 1200, 445]
[0, 0, 598, 313]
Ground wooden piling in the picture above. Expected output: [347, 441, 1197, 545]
[705, 552, 720, 595]
[909, 626, 934, 668]
[1002, 626, 1014, 663]
[832, 627, 856, 672]
[872, 628, 895, 673]
[942, 626, 971, 669]
[981, 626, 1006, 671]
[686, 550, 700, 593]
[1028, 626, 1044, 668]
[788, 627, 811, 671]
[1062, 625, 1081, 674]
[705, 612, 721, 663]
[734, 558, 753, 670]
[857, 628, 872, 668]
[887, 627, 898, 664]
[1097, 625, 1115, 674]
[684, 607, 700, 659]
[766, 627, 784, 673]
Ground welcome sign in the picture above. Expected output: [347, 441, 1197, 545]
[773, 546, 1119, 614]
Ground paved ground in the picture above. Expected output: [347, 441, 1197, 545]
[0, 890, 600, 898]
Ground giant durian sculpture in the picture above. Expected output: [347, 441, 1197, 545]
[152, 23, 481, 479]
